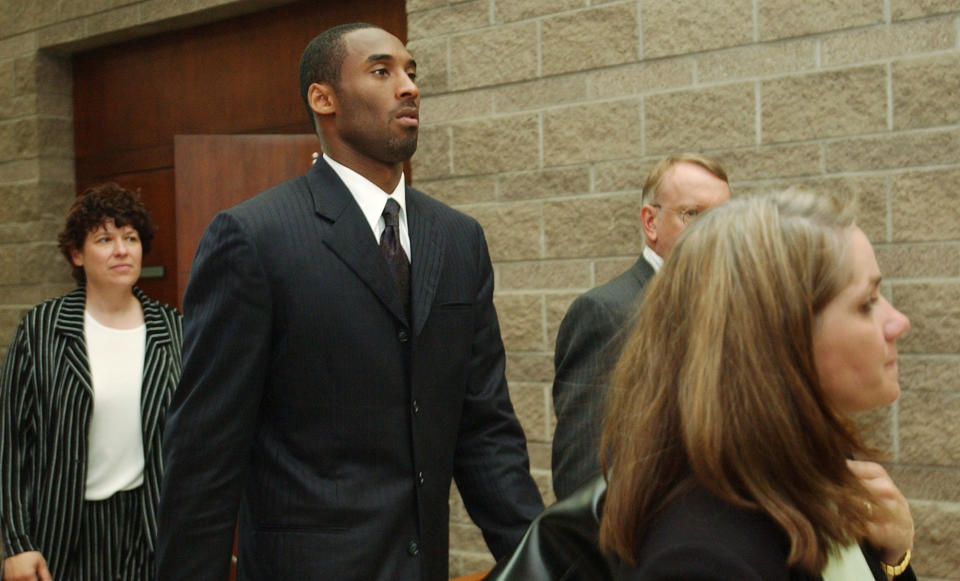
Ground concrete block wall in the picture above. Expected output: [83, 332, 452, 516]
[1, 0, 957, 578]
[406, 1, 960, 578]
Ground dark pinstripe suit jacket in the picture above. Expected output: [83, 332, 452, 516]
[551, 257, 655, 501]
[156, 159, 543, 581]
[0, 286, 183, 578]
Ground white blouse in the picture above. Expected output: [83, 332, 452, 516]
[83, 310, 146, 500]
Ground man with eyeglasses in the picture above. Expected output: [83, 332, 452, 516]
[551, 154, 731, 500]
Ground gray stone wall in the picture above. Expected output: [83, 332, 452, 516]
[407, 1, 960, 578]
[1, 0, 958, 579]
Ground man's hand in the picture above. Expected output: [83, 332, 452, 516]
[3, 551, 53, 581]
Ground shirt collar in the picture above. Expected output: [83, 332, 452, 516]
[643, 245, 663, 273]
[323, 153, 407, 230]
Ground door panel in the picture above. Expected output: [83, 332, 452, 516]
[173, 134, 321, 307]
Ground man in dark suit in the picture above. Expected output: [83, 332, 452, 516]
[156, 23, 543, 580]
[551, 154, 730, 500]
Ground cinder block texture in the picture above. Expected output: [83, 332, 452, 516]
[643, 0, 753, 58]
[899, 355, 960, 393]
[820, 17, 956, 67]
[593, 158, 658, 193]
[498, 260, 592, 290]
[407, 1, 489, 41]
[449, 22, 538, 90]
[543, 194, 647, 258]
[58, 0, 120, 21]
[0, 59, 13, 100]
[419, 175, 496, 206]
[451, 114, 540, 175]
[406, 0, 445, 12]
[856, 407, 892, 454]
[494, 293, 545, 351]
[13, 53, 72, 96]
[893, 54, 960, 129]
[875, 243, 960, 279]
[892, 0, 960, 19]
[0, 33, 38, 60]
[544, 292, 580, 347]
[589, 59, 693, 100]
[899, 392, 960, 466]
[912, 501, 960, 578]
[595, 258, 638, 285]
[0, 0, 60, 37]
[85, 5, 140, 37]
[422, 90, 493, 125]
[825, 128, 960, 173]
[893, 282, 960, 354]
[696, 40, 817, 83]
[411, 125, 451, 181]
[714, 144, 821, 181]
[407, 36, 449, 95]
[758, 0, 884, 40]
[495, 76, 588, 114]
[509, 381, 550, 442]
[543, 99, 642, 166]
[498, 167, 591, 202]
[762, 66, 887, 143]
[494, 0, 584, 23]
[466, 202, 542, 261]
[646, 83, 755, 154]
[892, 466, 960, 501]
[891, 168, 960, 242]
[541, 4, 637, 76]
[506, 351, 554, 383]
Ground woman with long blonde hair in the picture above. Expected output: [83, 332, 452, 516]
[601, 190, 915, 579]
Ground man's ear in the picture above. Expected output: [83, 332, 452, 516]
[640, 204, 658, 246]
[308, 83, 336, 116]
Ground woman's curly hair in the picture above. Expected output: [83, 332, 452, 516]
[57, 182, 155, 285]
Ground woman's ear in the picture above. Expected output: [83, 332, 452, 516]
[70, 247, 84, 268]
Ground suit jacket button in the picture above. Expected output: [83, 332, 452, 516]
[407, 540, 420, 556]
[398, 329, 409, 342]
[412, 399, 420, 414]
[417, 471, 425, 486]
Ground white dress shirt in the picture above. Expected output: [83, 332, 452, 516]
[324, 153, 411, 259]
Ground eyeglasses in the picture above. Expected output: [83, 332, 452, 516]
[651, 204, 700, 225]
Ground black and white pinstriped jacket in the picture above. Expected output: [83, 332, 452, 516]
[0, 286, 182, 578]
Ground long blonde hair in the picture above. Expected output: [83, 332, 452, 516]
[600, 190, 875, 573]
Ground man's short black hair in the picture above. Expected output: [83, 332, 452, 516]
[298, 22, 378, 131]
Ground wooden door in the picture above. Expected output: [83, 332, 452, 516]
[173, 134, 321, 308]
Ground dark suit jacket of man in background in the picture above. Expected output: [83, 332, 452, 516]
[155, 24, 543, 581]
[550, 257, 654, 500]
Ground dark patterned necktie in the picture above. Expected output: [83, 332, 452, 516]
[380, 198, 410, 309]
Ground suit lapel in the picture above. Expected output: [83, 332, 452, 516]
[56, 287, 94, 400]
[308, 160, 408, 325]
[138, 288, 174, 457]
[407, 189, 444, 337]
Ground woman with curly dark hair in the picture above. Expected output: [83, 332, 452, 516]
[1, 183, 182, 581]
[601, 190, 916, 580]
